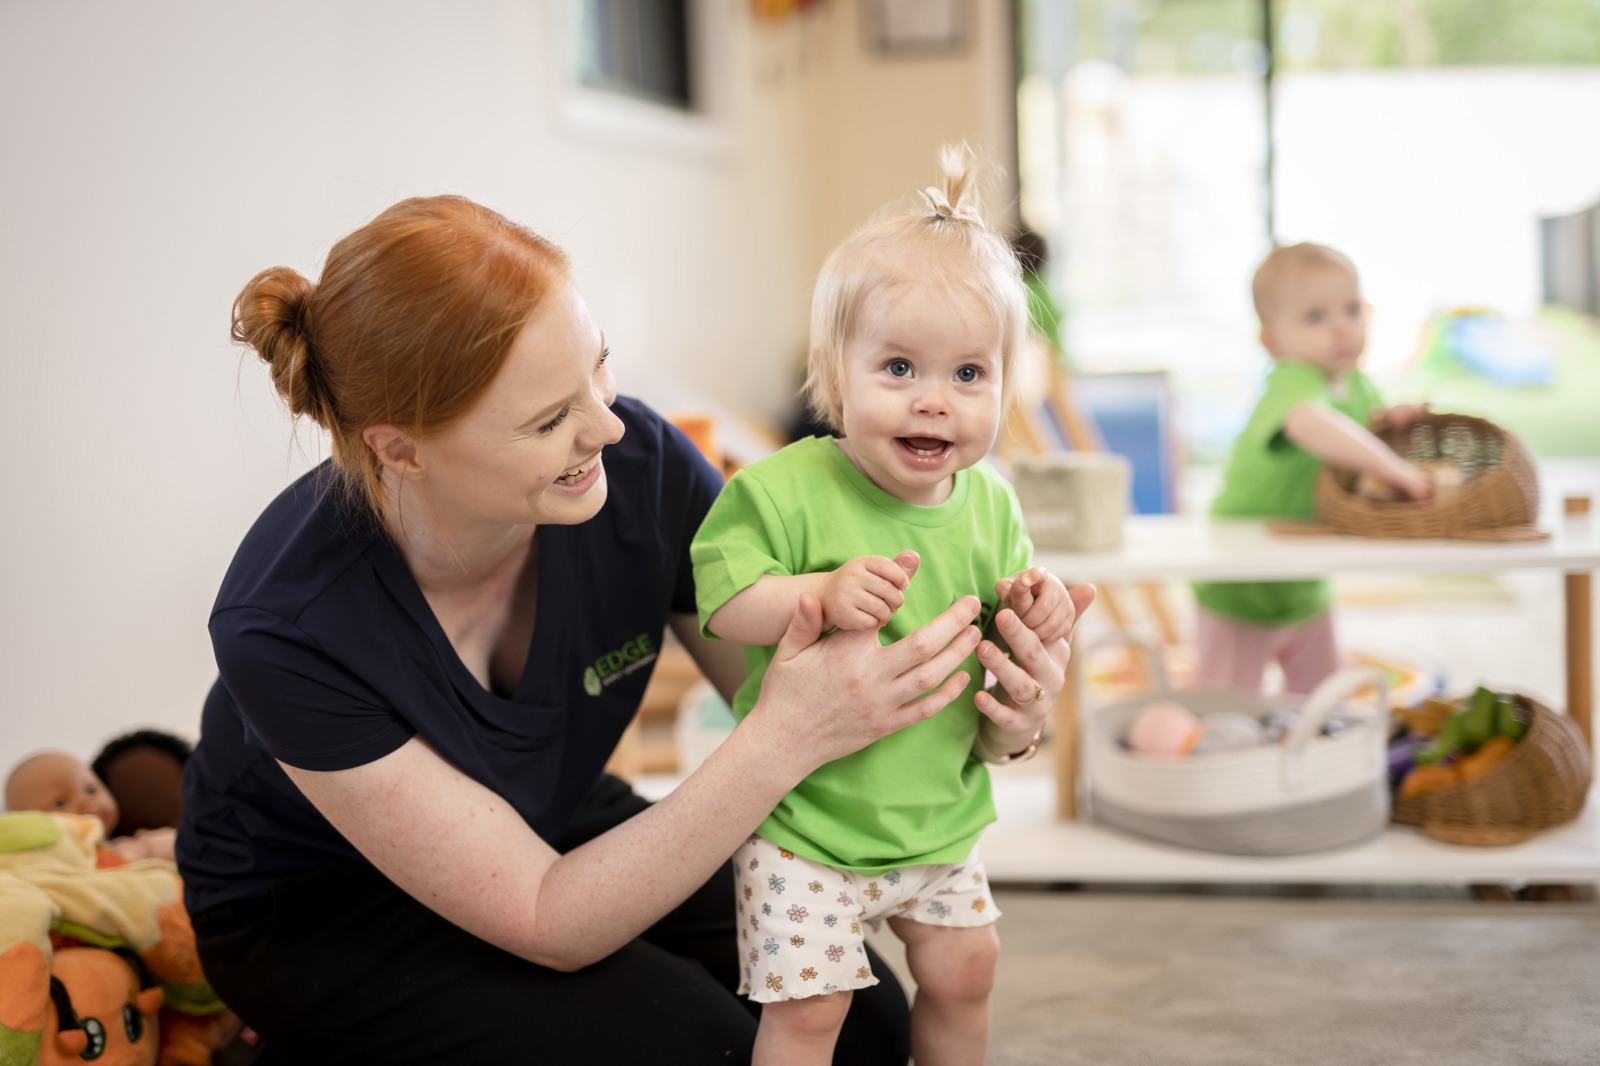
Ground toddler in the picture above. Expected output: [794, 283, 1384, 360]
[692, 148, 1092, 1066]
[1192, 242, 1429, 695]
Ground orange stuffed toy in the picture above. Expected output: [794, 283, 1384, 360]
[0, 812, 230, 1066]
[40, 948, 163, 1066]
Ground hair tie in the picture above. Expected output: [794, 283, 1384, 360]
[919, 186, 980, 224]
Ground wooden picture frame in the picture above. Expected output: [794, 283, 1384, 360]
[865, 0, 967, 54]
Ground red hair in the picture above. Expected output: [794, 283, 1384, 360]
[231, 195, 570, 514]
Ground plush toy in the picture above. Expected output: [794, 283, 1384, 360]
[1126, 700, 1201, 756]
[1190, 711, 1267, 754]
[39, 947, 163, 1066]
[0, 811, 227, 1066]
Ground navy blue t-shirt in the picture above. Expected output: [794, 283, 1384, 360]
[178, 397, 722, 914]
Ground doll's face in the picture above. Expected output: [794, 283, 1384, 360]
[4, 752, 120, 832]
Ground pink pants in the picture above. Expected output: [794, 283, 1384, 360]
[1193, 607, 1339, 696]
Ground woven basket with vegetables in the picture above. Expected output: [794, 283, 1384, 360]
[1314, 412, 1545, 541]
[1391, 687, 1590, 846]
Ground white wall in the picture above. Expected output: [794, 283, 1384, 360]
[802, 0, 1017, 270]
[0, 0, 821, 765]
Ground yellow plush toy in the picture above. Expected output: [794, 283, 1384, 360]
[0, 812, 225, 1066]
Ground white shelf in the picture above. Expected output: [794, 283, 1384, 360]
[634, 773, 1600, 886]
[1034, 514, 1600, 584]
[982, 775, 1600, 885]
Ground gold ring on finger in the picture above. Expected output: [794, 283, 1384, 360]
[1030, 682, 1046, 703]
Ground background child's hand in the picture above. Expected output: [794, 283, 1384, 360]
[820, 551, 919, 630]
[1370, 403, 1429, 433]
[994, 567, 1073, 645]
[1387, 463, 1434, 501]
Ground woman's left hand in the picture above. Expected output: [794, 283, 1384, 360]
[974, 582, 1096, 755]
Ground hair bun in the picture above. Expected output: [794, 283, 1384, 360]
[231, 267, 334, 426]
[932, 143, 980, 223]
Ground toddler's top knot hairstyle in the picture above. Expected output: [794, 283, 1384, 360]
[803, 145, 1029, 433]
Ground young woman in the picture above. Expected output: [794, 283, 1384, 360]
[178, 195, 1078, 1063]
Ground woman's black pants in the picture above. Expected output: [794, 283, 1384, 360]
[191, 775, 912, 1064]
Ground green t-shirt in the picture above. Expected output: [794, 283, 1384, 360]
[1192, 361, 1384, 626]
[692, 436, 1033, 874]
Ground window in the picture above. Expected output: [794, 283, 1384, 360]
[574, 0, 693, 110]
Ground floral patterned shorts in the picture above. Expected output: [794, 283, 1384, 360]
[732, 834, 1000, 1003]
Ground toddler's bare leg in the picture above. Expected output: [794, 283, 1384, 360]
[753, 990, 853, 1066]
[889, 919, 999, 1066]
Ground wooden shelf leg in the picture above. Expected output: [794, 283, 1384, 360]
[1566, 569, 1593, 780]
[1054, 644, 1082, 819]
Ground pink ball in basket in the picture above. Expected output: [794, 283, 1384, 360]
[1126, 699, 1201, 756]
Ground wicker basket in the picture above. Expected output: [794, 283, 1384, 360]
[1083, 665, 1392, 856]
[1314, 413, 1545, 541]
[1391, 696, 1591, 846]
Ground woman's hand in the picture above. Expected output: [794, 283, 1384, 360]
[974, 583, 1096, 757]
[744, 590, 985, 779]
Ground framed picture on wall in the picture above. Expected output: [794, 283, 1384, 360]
[865, 0, 966, 53]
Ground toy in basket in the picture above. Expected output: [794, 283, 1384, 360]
[1390, 690, 1590, 846]
[1313, 412, 1546, 541]
[1083, 654, 1390, 857]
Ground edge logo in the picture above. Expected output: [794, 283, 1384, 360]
[583, 633, 658, 696]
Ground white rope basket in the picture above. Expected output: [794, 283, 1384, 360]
[1082, 649, 1391, 856]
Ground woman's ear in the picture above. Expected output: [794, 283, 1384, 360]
[362, 424, 423, 480]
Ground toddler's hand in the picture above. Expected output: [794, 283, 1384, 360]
[995, 567, 1073, 645]
[1387, 463, 1433, 502]
[821, 551, 919, 630]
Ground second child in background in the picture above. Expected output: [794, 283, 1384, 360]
[1192, 242, 1430, 695]
[692, 148, 1094, 1066]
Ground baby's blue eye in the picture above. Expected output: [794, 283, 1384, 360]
[1306, 310, 1325, 324]
[887, 359, 912, 378]
[955, 366, 980, 383]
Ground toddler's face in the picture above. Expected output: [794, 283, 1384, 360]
[833, 280, 1003, 506]
[1260, 265, 1366, 378]
[4, 752, 120, 832]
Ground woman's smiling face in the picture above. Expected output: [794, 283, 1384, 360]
[833, 279, 1004, 507]
[411, 282, 626, 530]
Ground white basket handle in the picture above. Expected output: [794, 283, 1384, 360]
[1077, 633, 1173, 696]
[1280, 666, 1389, 792]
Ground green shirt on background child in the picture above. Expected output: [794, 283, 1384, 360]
[1193, 360, 1384, 626]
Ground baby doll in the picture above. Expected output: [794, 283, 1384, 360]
[1192, 242, 1429, 695]
[4, 752, 175, 863]
[92, 730, 191, 838]
[692, 147, 1093, 1066]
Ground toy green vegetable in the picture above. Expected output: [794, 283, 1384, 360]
[1416, 687, 1519, 764]
[1494, 692, 1528, 741]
